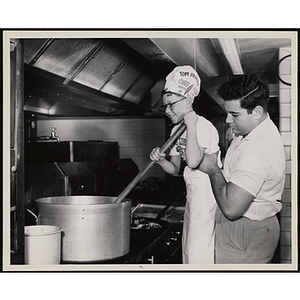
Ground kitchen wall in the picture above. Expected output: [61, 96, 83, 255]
[278, 47, 293, 264]
[37, 117, 166, 180]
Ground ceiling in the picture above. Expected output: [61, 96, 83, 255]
[20, 37, 291, 118]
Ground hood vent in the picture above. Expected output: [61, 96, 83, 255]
[23, 38, 168, 117]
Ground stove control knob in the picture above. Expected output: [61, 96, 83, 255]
[165, 237, 178, 246]
[171, 231, 181, 235]
[147, 256, 155, 264]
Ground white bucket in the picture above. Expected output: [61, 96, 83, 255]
[25, 225, 62, 265]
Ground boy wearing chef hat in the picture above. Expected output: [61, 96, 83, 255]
[150, 65, 221, 264]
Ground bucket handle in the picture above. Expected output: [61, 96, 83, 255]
[26, 208, 39, 225]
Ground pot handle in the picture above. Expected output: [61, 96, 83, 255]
[131, 203, 141, 214]
[26, 208, 39, 225]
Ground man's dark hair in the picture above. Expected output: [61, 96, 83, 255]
[217, 74, 269, 114]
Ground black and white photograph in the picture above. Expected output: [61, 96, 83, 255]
[2, 29, 298, 273]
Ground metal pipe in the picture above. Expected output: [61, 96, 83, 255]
[11, 43, 19, 173]
[49, 136, 60, 142]
[28, 128, 60, 142]
[69, 141, 74, 162]
[28, 136, 50, 142]
[10, 39, 25, 262]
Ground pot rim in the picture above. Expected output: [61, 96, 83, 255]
[25, 225, 62, 236]
[34, 196, 132, 206]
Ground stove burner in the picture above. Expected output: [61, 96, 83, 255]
[131, 217, 163, 230]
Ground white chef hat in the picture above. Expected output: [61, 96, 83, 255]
[163, 65, 201, 101]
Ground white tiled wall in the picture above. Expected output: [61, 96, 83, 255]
[278, 47, 292, 264]
[37, 117, 166, 180]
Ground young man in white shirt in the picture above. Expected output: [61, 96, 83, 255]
[199, 73, 286, 263]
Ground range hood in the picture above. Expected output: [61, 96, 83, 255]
[22, 38, 226, 118]
[23, 38, 174, 117]
[20, 36, 290, 118]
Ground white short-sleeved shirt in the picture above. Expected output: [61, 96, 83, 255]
[223, 115, 286, 221]
[169, 116, 220, 170]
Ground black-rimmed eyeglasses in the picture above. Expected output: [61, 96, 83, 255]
[160, 97, 186, 111]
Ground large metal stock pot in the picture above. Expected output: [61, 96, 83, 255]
[34, 196, 131, 263]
